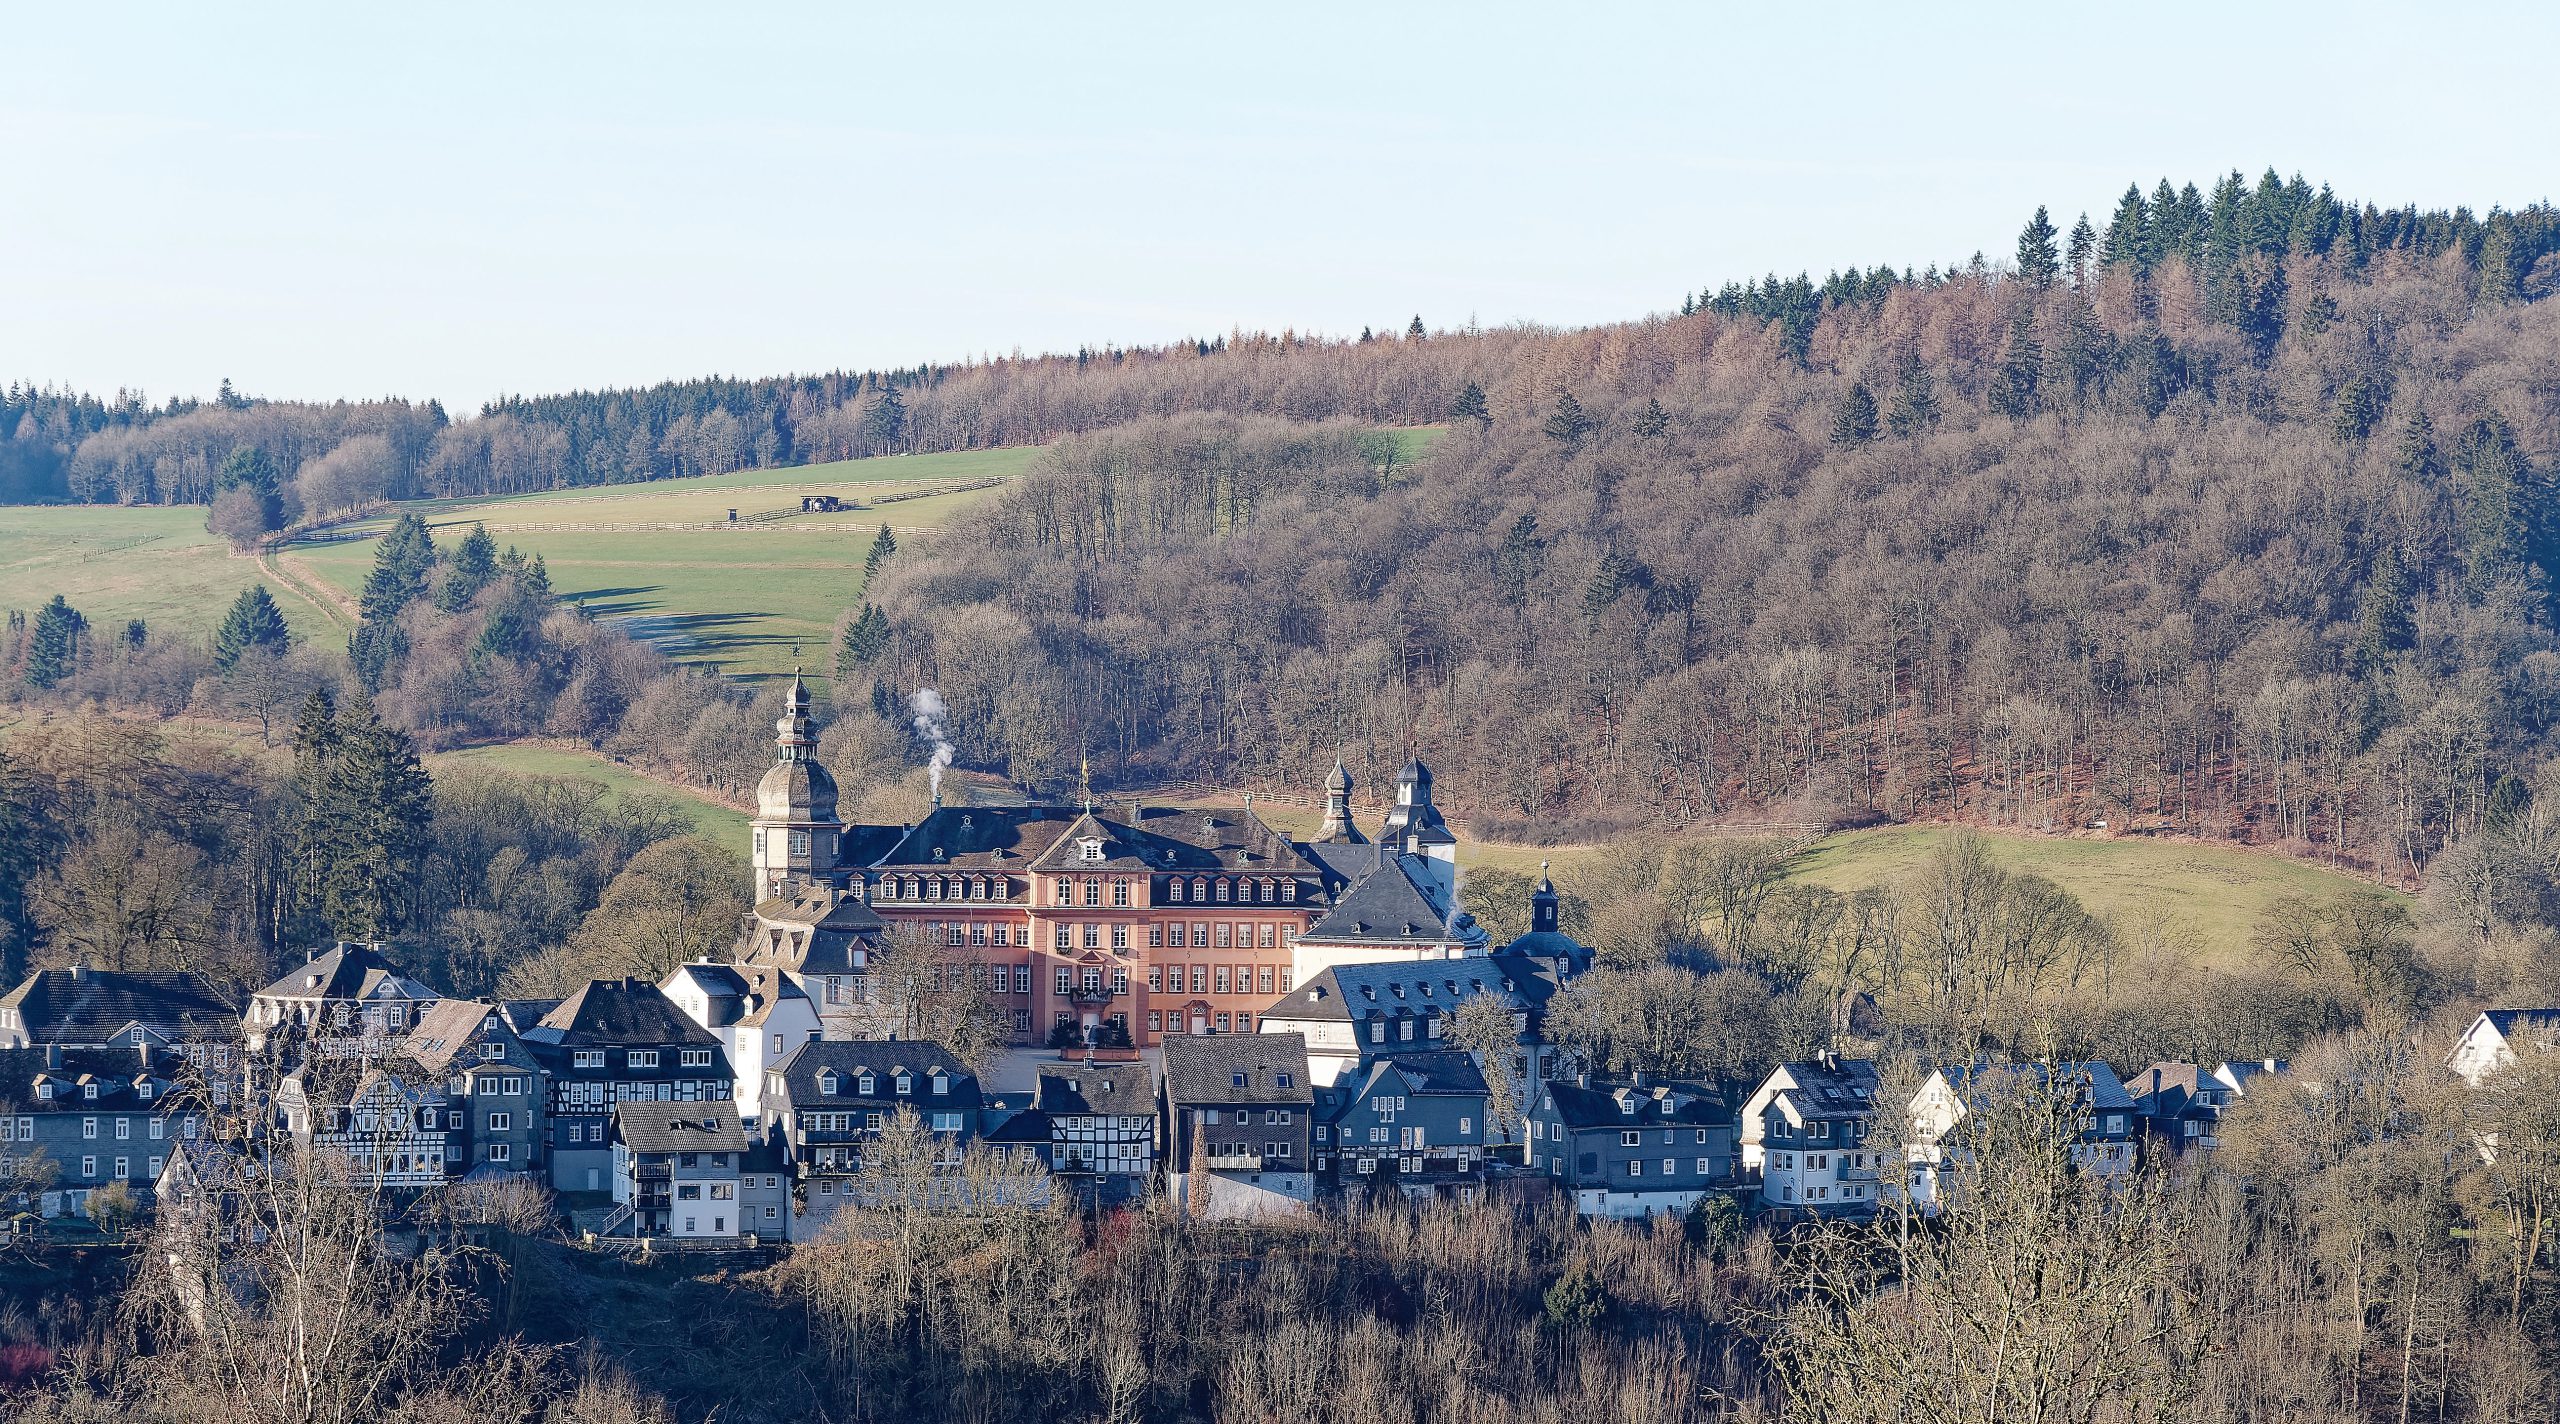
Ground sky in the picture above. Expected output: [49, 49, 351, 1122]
[7, 2, 2557, 413]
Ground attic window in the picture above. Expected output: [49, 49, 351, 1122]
[895, 1074, 913, 1095]
[930, 1073, 949, 1096]
[1079, 838, 1104, 862]
[857, 1073, 875, 1096]
[1619, 1099, 1636, 1116]
[818, 1071, 840, 1096]
[1276, 1072, 1293, 1089]
[1231, 1071, 1248, 1088]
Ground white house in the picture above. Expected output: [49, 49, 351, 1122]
[1903, 1060, 2137, 1214]
[1739, 1054, 1882, 1218]
[660, 960, 822, 1123]
[2448, 1009, 2560, 1087]
[610, 1102, 748, 1239]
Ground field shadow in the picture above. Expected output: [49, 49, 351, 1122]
[605, 609, 790, 662]
[564, 585, 664, 617]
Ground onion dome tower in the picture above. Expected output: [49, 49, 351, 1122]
[752, 671, 845, 899]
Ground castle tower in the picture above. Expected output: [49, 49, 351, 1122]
[1314, 757, 1367, 843]
[1381, 758, 1457, 902]
[751, 671, 845, 899]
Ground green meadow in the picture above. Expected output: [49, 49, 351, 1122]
[0, 505, 341, 645]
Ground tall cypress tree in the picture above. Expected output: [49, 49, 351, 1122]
[2015, 206, 2061, 288]
[213, 584, 291, 670]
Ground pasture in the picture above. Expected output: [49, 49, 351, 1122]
[0, 505, 341, 645]
[423, 742, 751, 845]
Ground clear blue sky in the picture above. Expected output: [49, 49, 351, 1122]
[8, 2, 2555, 413]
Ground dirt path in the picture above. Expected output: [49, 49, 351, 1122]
[257, 546, 357, 636]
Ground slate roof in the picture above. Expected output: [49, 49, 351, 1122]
[1941, 1059, 2135, 1115]
[254, 944, 437, 1004]
[1267, 959, 1529, 1024]
[0, 1046, 183, 1113]
[1342, 1050, 1488, 1102]
[663, 962, 810, 1028]
[613, 1102, 749, 1156]
[982, 1107, 1053, 1145]
[1299, 852, 1479, 947]
[2481, 1009, 2560, 1039]
[868, 806, 1086, 870]
[740, 887, 883, 978]
[1161, 1032, 1313, 1106]
[527, 979, 720, 1049]
[1760, 1057, 1882, 1121]
[402, 1000, 538, 1074]
[0, 966, 236, 1047]
[1546, 1076, 1736, 1130]
[771, 1041, 983, 1109]
[1034, 1060, 1153, 1114]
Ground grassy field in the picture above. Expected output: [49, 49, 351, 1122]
[0, 505, 342, 645]
[424, 743, 751, 845]
[280, 447, 1040, 678]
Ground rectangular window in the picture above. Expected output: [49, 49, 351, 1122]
[1111, 880, 1130, 907]
[1259, 924, 1276, 949]
[1190, 965, 1208, 994]
[1215, 1012, 1232, 1032]
[628, 1050, 659, 1068]
[1148, 926, 1163, 948]
[1627, 1159, 1643, 1177]
[1083, 879, 1102, 907]
[116, 1118, 130, 1140]
[1013, 965, 1031, 993]
[1214, 924, 1233, 949]
[1081, 924, 1100, 949]
[1170, 924, 1187, 948]
[971, 923, 988, 946]
[1214, 966, 1231, 995]
[1696, 1157, 1713, 1175]
[1147, 1011, 1163, 1032]
[681, 1049, 711, 1067]
[993, 925, 1011, 947]
[490, 1113, 512, 1132]
[574, 1051, 604, 1068]
[1147, 966, 1163, 992]
[1111, 924, 1129, 950]
[1054, 925, 1072, 950]
[1258, 967, 1275, 995]
[1192, 925, 1208, 954]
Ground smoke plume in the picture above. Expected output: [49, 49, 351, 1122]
[908, 688, 954, 801]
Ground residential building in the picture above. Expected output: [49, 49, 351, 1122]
[738, 1136, 795, 1238]
[514, 978, 733, 1194]
[1286, 843, 1487, 986]
[2127, 1059, 2281, 1156]
[660, 960, 823, 1122]
[1315, 1049, 1489, 1199]
[1525, 1072, 1737, 1218]
[1159, 1032, 1314, 1217]
[1740, 1054, 1882, 1219]
[1031, 1059, 1154, 1194]
[275, 1065, 451, 1190]
[402, 1000, 544, 1177]
[244, 942, 440, 1058]
[1904, 1060, 2138, 1213]
[0, 964, 236, 1053]
[0, 1044, 204, 1218]
[2449, 1009, 2560, 1087]
[764, 1040, 984, 1238]
[609, 1102, 748, 1238]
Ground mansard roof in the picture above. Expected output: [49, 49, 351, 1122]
[1266, 959, 1526, 1023]
[1299, 851, 1476, 947]
[255, 944, 437, 1005]
[1545, 1075, 1737, 1130]
[0, 1046, 184, 1113]
[772, 1040, 983, 1109]
[867, 806, 1086, 870]
[529, 979, 719, 1049]
[0, 966, 236, 1046]
[740, 886, 881, 977]
[864, 803, 1320, 878]
[1755, 1057, 1882, 1121]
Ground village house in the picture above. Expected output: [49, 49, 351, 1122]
[1159, 1032, 1314, 1217]
[660, 960, 822, 1122]
[275, 1064, 451, 1190]
[511, 978, 733, 1195]
[762, 1040, 984, 1239]
[609, 1102, 748, 1239]
[0, 1044, 203, 1219]
[1028, 1059, 1155, 1192]
[2127, 1058, 2283, 1156]
[244, 942, 440, 1059]
[402, 1000, 546, 1177]
[1315, 1048, 1490, 1199]
[1740, 1054, 1883, 1219]
[1903, 1060, 2137, 1214]
[1526, 1072, 1738, 1219]
[2448, 1009, 2560, 1087]
[0, 964, 237, 1054]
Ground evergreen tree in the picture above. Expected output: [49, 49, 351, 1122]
[291, 692, 432, 943]
[523, 553, 550, 598]
[2065, 213, 2098, 288]
[122, 619, 146, 649]
[1885, 355, 1941, 436]
[2015, 206, 2061, 288]
[2456, 414, 2528, 587]
[2331, 375, 2384, 443]
[863, 523, 898, 581]
[1449, 382, 1492, 431]
[1494, 514, 1545, 607]
[1633, 398, 1671, 440]
[213, 584, 291, 670]
[2478, 217, 2522, 307]
[23, 595, 85, 690]
[1987, 308, 2044, 418]
[2396, 411, 2442, 483]
[2353, 551, 2414, 671]
[472, 579, 545, 662]
[214, 445, 284, 532]
[1829, 383, 1879, 445]
[1581, 550, 1635, 616]
[1542, 393, 1594, 447]
[350, 513, 434, 692]
[1406, 315, 1425, 340]
[865, 385, 907, 449]
[2103, 184, 2151, 270]
[840, 603, 891, 666]
[435, 523, 499, 611]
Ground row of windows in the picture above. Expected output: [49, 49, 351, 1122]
[1144, 1010, 1257, 1034]
[54, 1153, 163, 1182]
[567, 1048, 715, 1070]
[69, 1116, 172, 1141]
[1147, 964, 1285, 996]
[881, 874, 1015, 902]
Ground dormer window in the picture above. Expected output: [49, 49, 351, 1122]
[1619, 1099, 1636, 1116]
[1079, 838, 1104, 862]
[1276, 1073, 1293, 1089]
[1215, 880, 1231, 903]
[1231, 1071, 1249, 1088]
[1282, 881, 1296, 903]
[36, 1083, 52, 1101]
[895, 1074, 913, 1096]
[857, 1073, 875, 1096]
[1168, 880, 1185, 903]
[930, 1073, 949, 1096]
[137, 1081, 153, 1100]
[819, 1071, 840, 1096]
[83, 1083, 97, 1100]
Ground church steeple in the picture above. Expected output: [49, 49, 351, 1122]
[775, 669, 816, 763]
[753, 669, 842, 899]
[1531, 861, 1560, 935]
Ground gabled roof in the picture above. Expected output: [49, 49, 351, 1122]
[0, 1046, 180, 1113]
[1338, 1050, 1487, 1106]
[1299, 852, 1479, 948]
[1755, 1057, 1882, 1121]
[2480, 1008, 2560, 1040]
[0, 966, 236, 1045]
[402, 1000, 538, 1074]
[772, 1040, 983, 1109]
[1939, 1059, 2135, 1115]
[529, 979, 720, 1050]
[663, 962, 810, 1029]
[1161, 1032, 1313, 1106]
[1034, 1060, 1153, 1114]
[613, 1102, 748, 1156]
[255, 944, 437, 1004]
[1545, 1076, 1736, 1130]
[1266, 960, 1524, 1024]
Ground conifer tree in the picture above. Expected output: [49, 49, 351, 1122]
[865, 385, 907, 449]
[2015, 206, 2061, 288]
[1886, 356, 1941, 436]
[350, 513, 435, 691]
[2353, 552, 2414, 671]
[1987, 308, 2043, 418]
[2331, 376, 2384, 444]
[435, 523, 499, 611]
[863, 524, 898, 581]
[2103, 185, 2150, 270]
[1449, 382, 1492, 431]
[1829, 383, 1879, 445]
[1542, 393, 1594, 448]
[2065, 214, 2097, 288]
[1406, 315, 1425, 340]
[214, 445, 284, 532]
[1633, 398, 1670, 440]
[22, 595, 85, 690]
[1494, 514, 1545, 608]
[2396, 411, 2442, 483]
[290, 692, 432, 943]
[2478, 218, 2523, 307]
[2456, 414, 2528, 587]
[213, 584, 290, 671]
[840, 603, 891, 666]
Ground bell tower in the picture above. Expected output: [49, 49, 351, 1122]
[751, 671, 845, 899]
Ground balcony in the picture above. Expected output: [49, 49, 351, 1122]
[1204, 1151, 1264, 1170]
[1066, 984, 1117, 1005]
[633, 1163, 672, 1180]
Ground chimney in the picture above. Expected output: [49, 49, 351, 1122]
[45, 1044, 62, 1071]
[1574, 1071, 1590, 1090]
[137, 1041, 155, 1070]
[68, 963, 89, 982]
[1631, 1070, 1652, 1089]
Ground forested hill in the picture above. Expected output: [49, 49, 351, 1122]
[833, 174, 2560, 882]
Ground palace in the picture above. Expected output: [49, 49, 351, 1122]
[736, 676, 1487, 1050]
